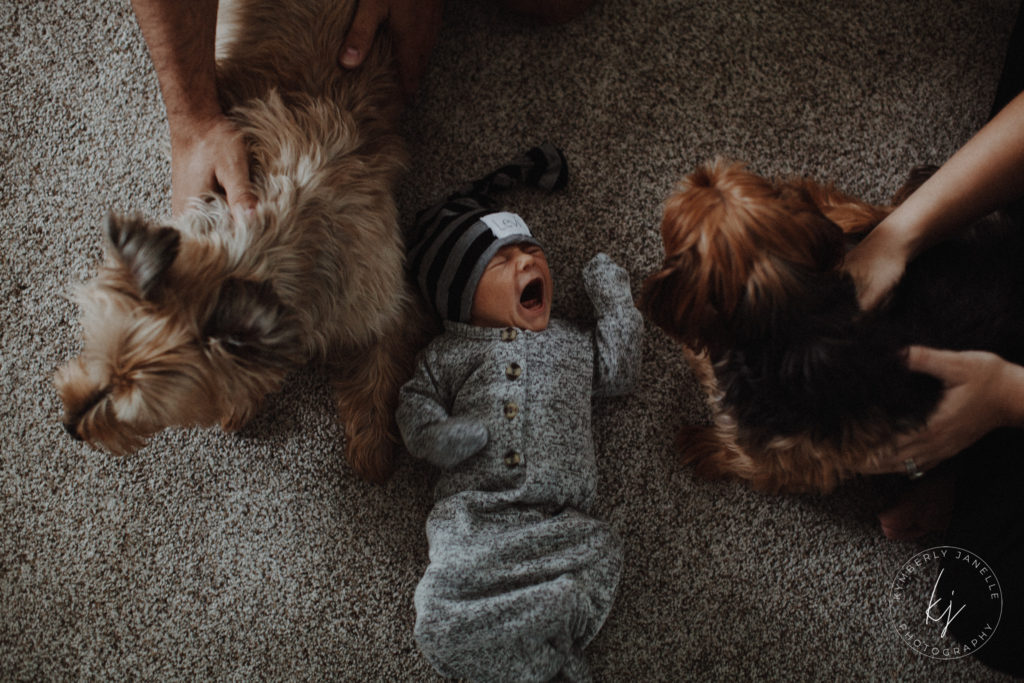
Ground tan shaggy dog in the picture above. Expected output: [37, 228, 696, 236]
[54, 0, 422, 482]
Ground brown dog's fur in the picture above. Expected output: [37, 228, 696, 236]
[54, 0, 423, 482]
[643, 160, 1024, 494]
[641, 160, 896, 493]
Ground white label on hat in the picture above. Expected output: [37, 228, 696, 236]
[481, 212, 532, 239]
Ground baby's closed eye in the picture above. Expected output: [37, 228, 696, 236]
[487, 256, 509, 269]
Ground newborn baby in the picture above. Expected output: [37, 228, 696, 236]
[398, 145, 643, 682]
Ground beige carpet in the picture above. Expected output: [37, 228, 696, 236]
[2, 0, 1018, 679]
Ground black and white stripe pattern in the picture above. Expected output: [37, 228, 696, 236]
[409, 143, 569, 322]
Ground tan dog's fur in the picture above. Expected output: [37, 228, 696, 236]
[54, 0, 422, 482]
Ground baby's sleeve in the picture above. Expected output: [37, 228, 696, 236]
[396, 347, 489, 469]
[583, 253, 644, 397]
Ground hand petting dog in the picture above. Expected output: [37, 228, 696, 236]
[170, 115, 256, 223]
[845, 92, 1024, 479]
[866, 347, 1024, 474]
[129, 0, 257, 222]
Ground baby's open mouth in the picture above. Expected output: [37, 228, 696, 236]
[520, 278, 544, 310]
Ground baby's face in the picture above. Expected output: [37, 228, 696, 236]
[470, 243, 552, 331]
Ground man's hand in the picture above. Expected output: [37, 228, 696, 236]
[170, 114, 257, 223]
[129, 0, 257, 222]
[339, 0, 443, 99]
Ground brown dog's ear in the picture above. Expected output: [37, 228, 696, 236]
[639, 252, 726, 353]
[106, 213, 180, 300]
[203, 278, 301, 369]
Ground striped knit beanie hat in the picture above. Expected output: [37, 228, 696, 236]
[409, 143, 568, 322]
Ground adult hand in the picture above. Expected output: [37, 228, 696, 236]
[841, 221, 911, 311]
[128, 0, 257, 223]
[867, 346, 1024, 475]
[845, 94, 1024, 311]
[169, 113, 257, 223]
[339, 0, 443, 99]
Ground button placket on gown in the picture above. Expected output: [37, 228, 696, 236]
[498, 329, 525, 469]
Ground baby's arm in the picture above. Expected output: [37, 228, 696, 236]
[584, 253, 644, 397]
[397, 349, 489, 469]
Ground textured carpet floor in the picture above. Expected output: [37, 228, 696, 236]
[1, 0, 1019, 679]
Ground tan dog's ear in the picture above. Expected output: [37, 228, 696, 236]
[203, 278, 301, 368]
[105, 213, 180, 300]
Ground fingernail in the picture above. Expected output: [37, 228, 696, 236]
[341, 47, 359, 67]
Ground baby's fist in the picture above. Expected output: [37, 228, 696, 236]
[434, 417, 489, 468]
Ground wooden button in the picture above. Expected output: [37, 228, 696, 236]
[504, 402, 519, 420]
[500, 327, 518, 342]
[503, 451, 522, 467]
[505, 363, 522, 380]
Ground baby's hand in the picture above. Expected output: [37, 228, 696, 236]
[583, 252, 633, 311]
[431, 417, 489, 468]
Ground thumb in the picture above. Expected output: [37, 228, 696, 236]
[221, 170, 257, 223]
[904, 345, 960, 383]
[216, 141, 257, 222]
[228, 189, 258, 225]
[340, 2, 386, 69]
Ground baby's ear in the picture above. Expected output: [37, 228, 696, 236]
[106, 213, 180, 300]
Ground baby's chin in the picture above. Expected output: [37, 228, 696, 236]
[517, 315, 550, 332]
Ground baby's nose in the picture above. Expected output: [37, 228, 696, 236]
[514, 251, 536, 269]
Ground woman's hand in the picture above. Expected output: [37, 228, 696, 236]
[841, 220, 912, 311]
[868, 346, 1024, 475]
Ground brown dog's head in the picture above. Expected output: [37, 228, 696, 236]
[640, 161, 848, 356]
[54, 213, 301, 455]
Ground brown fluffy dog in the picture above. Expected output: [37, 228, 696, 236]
[641, 160, 1024, 493]
[54, 0, 422, 482]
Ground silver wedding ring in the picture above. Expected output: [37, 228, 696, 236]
[904, 458, 924, 480]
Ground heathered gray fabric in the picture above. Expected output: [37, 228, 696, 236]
[397, 253, 642, 681]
